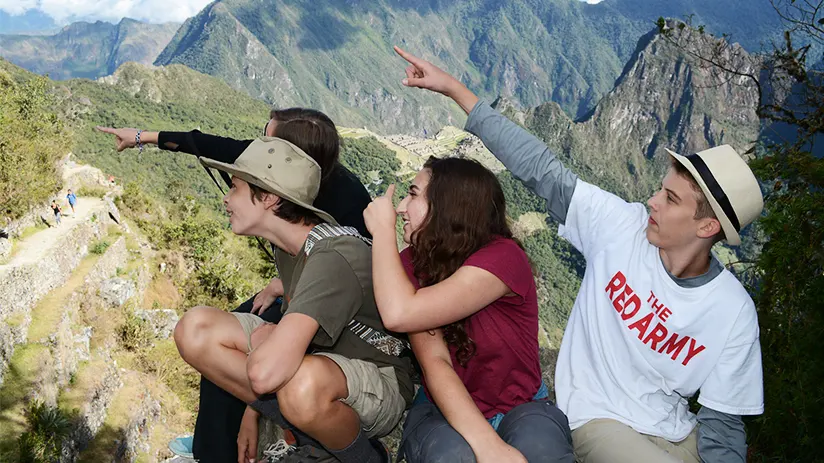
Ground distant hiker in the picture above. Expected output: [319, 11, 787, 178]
[97, 110, 393, 463]
[364, 157, 574, 463]
[51, 200, 62, 225]
[66, 189, 77, 214]
[395, 47, 764, 463]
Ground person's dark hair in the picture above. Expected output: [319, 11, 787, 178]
[270, 108, 340, 181]
[248, 183, 322, 226]
[670, 158, 725, 242]
[411, 156, 522, 366]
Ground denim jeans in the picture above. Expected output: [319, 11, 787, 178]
[401, 386, 575, 463]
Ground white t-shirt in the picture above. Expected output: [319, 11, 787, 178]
[555, 180, 764, 442]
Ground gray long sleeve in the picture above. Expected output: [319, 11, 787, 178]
[463, 100, 578, 224]
[697, 406, 747, 463]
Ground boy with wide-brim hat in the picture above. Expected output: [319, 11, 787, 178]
[172, 137, 414, 463]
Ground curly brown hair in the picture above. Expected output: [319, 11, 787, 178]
[411, 156, 522, 366]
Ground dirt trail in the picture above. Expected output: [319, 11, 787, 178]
[0, 197, 106, 268]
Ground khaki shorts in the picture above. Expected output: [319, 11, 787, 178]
[232, 313, 406, 438]
[572, 418, 699, 463]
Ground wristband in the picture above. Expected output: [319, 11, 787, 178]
[135, 130, 144, 153]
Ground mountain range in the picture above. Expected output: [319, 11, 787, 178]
[0, 18, 178, 80]
[0, 0, 783, 133]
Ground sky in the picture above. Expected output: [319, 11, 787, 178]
[0, 0, 215, 24]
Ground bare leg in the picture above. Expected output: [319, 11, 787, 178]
[277, 355, 361, 449]
[174, 306, 257, 404]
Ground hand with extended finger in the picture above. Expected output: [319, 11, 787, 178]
[394, 46, 480, 114]
[364, 184, 398, 238]
[394, 46, 463, 96]
[95, 126, 139, 152]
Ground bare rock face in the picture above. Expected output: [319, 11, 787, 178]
[134, 309, 179, 339]
[99, 278, 137, 307]
[0, 238, 10, 260]
[506, 23, 760, 203]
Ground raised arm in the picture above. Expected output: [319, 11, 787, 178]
[363, 185, 513, 333]
[410, 330, 527, 463]
[394, 47, 577, 223]
[95, 126, 250, 163]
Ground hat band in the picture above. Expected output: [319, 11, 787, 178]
[685, 153, 741, 231]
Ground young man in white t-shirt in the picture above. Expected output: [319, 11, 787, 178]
[394, 47, 764, 463]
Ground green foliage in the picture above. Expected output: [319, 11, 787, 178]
[747, 150, 824, 461]
[340, 136, 401, 196]
[89, 239, 110, 255]
[160, 213, 224, 262]
[522, 229, 583, 346]
[75, 185, 108, 198]
[117, 311, 153, 352]
[17, 401, 72, 463]
[118, 182, 156, 215]
[0, 67, 68, 220]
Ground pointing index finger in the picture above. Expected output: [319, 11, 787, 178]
[95, 126, 116, 134]
[385, 183, 396, 199]
[394, 46, 425, 68]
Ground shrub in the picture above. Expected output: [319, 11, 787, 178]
[89, 239, 110, 255]
[117, 311, 152, 351]
[75, 185, 108, 198]
[17, 401, 72, 463]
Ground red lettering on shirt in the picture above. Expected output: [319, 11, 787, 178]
[643, 323, 669, 351]
[682, 338, 706, 366]
[606, 271, 626, 299]
[606, 271, 706, 367]
[628, 313, 654, 340]
[658, 332, 690, 360]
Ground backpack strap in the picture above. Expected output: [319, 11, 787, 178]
[305, 223, 411, 357]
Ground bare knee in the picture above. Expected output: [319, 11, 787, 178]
[277, 356, 338, 427]
[174, 306, 217, 360]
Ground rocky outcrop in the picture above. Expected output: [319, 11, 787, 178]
[99, 278, 137, 307]
[506, 22, 760, 202]
[134, 309, 179, 340]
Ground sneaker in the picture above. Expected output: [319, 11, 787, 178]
[263, 439, 295, 460]
[168, 435, 194, 458]
[263, 443, 337, 463]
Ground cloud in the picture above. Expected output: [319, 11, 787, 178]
[581, 0, 605, 3]
[0, 0, 213, 24]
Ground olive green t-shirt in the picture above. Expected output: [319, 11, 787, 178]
[275, 233, 414, 405]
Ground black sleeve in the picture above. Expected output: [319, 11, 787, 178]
[314, 165, 373, 239]
[157, 130, 253, 164]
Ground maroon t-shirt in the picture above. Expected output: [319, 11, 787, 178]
[400, 237, 542, 418]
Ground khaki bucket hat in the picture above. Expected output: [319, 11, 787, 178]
[666, 145, 763, 246]
[200, 137, 337, 225]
